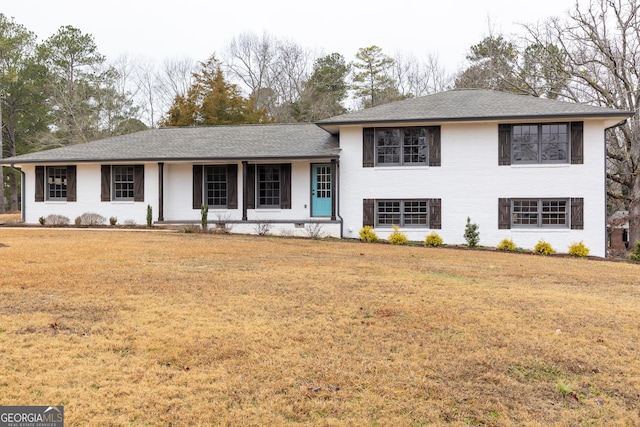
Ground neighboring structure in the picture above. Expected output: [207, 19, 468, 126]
[1, 89, 633, 257]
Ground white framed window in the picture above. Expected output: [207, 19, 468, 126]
[113, 166, 135, 201]
[47, 167, 67, 200]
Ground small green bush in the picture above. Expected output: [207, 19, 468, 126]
[533, 240, 555, 255]
[388, 225, 408, 245]
[497, 238, 517, 252]
[146, 205, 153, 227]
[424, 232, 443, 247]
[359, 226, 379, 243]
[463, 217, 480, 248]
[38, 216, 45, 225]
[629, 240, 640, 262]
[201, 205, 209, 231]
[568, 241, 590, 257]
[110, 216, 118, 226]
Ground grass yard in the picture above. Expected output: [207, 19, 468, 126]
[0, 228, 639, 426]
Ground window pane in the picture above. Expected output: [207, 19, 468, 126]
[540, 124, 568, 162]
[258, 165, 280, 207]
[47, 167, 67, 200]
[113, 166, 135, 200]
[512, 125, 539, 162]
[541, 200, 567, 225]
[205, 166, 227, 207]
[404, 200, 428, 225]
[403, 128, 428, 164]
[377, 201, 401, 225]
[376, 129, 401, 164]
[513, 200, 538, 225]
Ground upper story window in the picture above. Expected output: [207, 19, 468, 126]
[512, 124, 568, 164]
[47, 167, 67, 200]
[376, 128, 428, 165]
[363, 126, 441, 167]
[499, 122, 583, 166]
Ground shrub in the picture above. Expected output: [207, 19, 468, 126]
[45, 214, 70, 226]
[146, 205, 153, 227]
[305, 222, 324, 239]
[497, 238, 517, 252]
[109, 216, 118, 226]
[254, 220, 273, 236]
[200, 205, 209, 231]
[629, 240, 640, 262]
[359, 226, 379, 243]
[214, 213, 234, 234]
[424, 232, 443, 247]
[464, 217, 480, 248]
[38, 216, 45, 225]
[76, 212, 106, 226]
[388, 225, 408, 245]
[568, 241, 590, 257]
[533, 240, 555, 255]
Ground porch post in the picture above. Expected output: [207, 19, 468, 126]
[157, 162, 164, 221]
[242, 161, 248, 221]
[331, 159, 337, 221]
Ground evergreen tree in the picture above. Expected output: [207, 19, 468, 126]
[161, 55, 269, 126]
[291, 53, 349, 122]
[351, 46, 403, 108]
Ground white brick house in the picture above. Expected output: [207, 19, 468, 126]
[2, 89, 632, 257]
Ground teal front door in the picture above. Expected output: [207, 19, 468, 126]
[311, 164, 332, 217]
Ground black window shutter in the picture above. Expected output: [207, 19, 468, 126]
[363, 128, 374, 167]
[363, 199, 375, 227]
[429, 198, 442, 229]
[134, 165, 145, 202]
[571, 197, 584, 229]
[280, 163, 292, 209]
[428, 127, 441, 167]
[571, 122, 584, 164]
[498, 124, 512, 166]
[67, 166, 77, 202]
[246, 164, 256, 210]
[35, 166, 45, 202]
[498, 198, 512, 229]
[101, 165, 111, 202]
[192, 165, 203, 209]
[227, 164, 238, 209]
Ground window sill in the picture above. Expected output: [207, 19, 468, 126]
[372, 165, 430, 171]
[44, 200, 68, 204]
[511, 228, 571, 233]
[510, 163, 571, 169]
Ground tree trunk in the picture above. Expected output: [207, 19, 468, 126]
[628, 174, 640, 247]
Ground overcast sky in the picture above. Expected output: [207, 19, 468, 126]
[3, 0, 582, 74]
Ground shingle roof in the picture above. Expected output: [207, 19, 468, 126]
[2, 123, 340, 165]
[316, 89, 634, 133]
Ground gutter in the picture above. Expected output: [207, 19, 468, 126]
[10, 164, 25, 223]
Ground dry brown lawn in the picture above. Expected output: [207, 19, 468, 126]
[0, 228, 639, 426]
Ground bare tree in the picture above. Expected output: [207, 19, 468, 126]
[525, 0, 640, 246]
[392, 52, 451, 97]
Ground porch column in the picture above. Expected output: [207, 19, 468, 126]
[242, 161, 248, 221]
[331, 159, 337, 221]
[157, 162, 164, 221]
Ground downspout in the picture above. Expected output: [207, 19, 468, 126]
[335, 159, 344, 238]
[10, 164, 25, 223]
